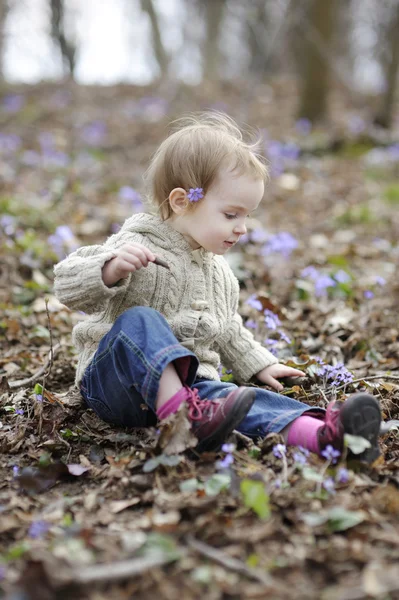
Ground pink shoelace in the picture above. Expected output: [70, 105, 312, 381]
[186, 387, 215, 421]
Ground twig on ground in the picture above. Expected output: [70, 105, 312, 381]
[186, 536, 273, 586]
[72, 554, 177, 585]
[8, 343, 61, 389]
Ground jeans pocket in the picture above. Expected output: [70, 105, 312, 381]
[83, 391, 116, 424]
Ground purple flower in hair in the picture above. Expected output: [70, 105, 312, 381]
[187, 188, 204, 202]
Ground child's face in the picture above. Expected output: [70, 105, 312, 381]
[169, 166, 264, 254]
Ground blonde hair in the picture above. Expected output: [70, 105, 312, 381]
[143, 112, 269, 220]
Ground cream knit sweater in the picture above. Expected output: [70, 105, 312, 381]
[53, 213, 278, 386]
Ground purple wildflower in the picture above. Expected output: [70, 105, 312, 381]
[317, 362, 353, 386]
[293, 451, 307, 465]
[245, 319, 257, 330]
[301, 266, 319, 280]
[348, 115, 366, 135]
[217, 454, 234, 469]
[12, 466, 20, 477]
[262, 232, 298, 258]
[387, 144, 399, 162]
[15, 409, 24, 415]
[48, 225, 78, 260]
[273, 444, 286, 459]
[274, 478, 282, 488]
[246, 294, 263, 311]
[237, 233, 249, 244]
[81, 120, 107, 146]
[187, 188, 204, 202]
[35, 394, 43, 402]
[298, 446, 310, 457]
[217, 364, 223, 378]
[278, 331, 291, 344]
[334, 270, 351, 284]
[118, 186, 143, 211]
[336, 467, 349, 484]
[364, 290, 374, 299]
[323, 477, 336, 494]
[0, 133, 21, 154]
[314, 275, 336, 297]
[295, 118, 312, 135]
[321, 444, 341, 463]
[3, 94, 25, 113]
[250, 228, 269, 244]
[374, 276, 386, 286]
[222, 443, 236, 453]
[28, 520, 50, 539]
[264, 310, 281, 330]
[0, 215, 16, 236]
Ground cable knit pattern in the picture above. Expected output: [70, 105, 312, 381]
[53, 214, 278, 385]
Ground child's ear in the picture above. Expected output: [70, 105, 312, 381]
[169, 188, 189, 215]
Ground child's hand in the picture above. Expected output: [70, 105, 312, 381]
[102, 243, 156, 287]
[255, 364, 305, 392]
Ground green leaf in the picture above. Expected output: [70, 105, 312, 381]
[143, 456, 162, 472]
[204, 473, 231, 496]
[326, 507, 365, 532]
[240, 479, 270, 520]
[159, 454, 182, 467]
[179, 478, 203, 492]
[344, 434, 371, 454]
[302, 467, 324, 482]
[302, 507, 365, 532]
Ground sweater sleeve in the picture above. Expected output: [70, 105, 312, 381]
[214, 264, 278, 383]
[53, 230, 134, 314]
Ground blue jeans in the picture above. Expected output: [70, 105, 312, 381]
[80, 307, 323, 438]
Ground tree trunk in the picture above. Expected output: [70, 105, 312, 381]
[50, 0, 76, 78]
[140, 0, 169, 78]
[298, 0, 335, 122]
[0, 0, 8, 82]
[203, 0, 225, 80]
[374, 2, 399, 129]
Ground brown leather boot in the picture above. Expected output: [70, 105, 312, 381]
[185, 386, 255, 452]
[318, 393, 381, 463]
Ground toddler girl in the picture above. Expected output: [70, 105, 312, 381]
[54, 112, 381, 460]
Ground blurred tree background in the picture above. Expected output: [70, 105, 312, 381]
[0, 0, 398, 127]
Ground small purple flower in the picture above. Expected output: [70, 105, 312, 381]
[118, 186, 143, 211]
[348, 115, 366, 135]
[278, 331, 291, 344]
[314, 275, 336, 297]
[301, 266, 319, 280]
[237, 233, 249, 244]
[298, 446, 309, 457]
[250, 228, 269, 244]
[35, 394, 43, 402]
[264, 310, 281, 330]
[334, 270, 351, 284]
[293, 451, 307, 465]
[273, 444, 286, 459]
[336, 467, 349, 484]
[364, 290, 374, 299]
[3, 94, 25, 113]
[295, 118, 312, 135]
[222, 443, 236, 453]
[81, 120, 107, 146]
[374, 276, 386, 286]
[0, 215, 16, 236]
[245, 319, 257, 330]
[28, 520, 50, 539]
[262, 232, 298, 259]
[323, 477, 336, 494]
[216, 454, 234, 469]
[274, 478, 282, 488]
[187, 188, 204, 202]
[321, 444, 341, 463]
[15, 409, 24, 415]
[264, 338, 278, 347]
[12, 466, 20, 477]
[246, 294, 263, 311]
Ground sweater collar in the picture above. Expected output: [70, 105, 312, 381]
[123, 213, 213, 263]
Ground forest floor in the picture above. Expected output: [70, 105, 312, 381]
[1, 79, 399, 600]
